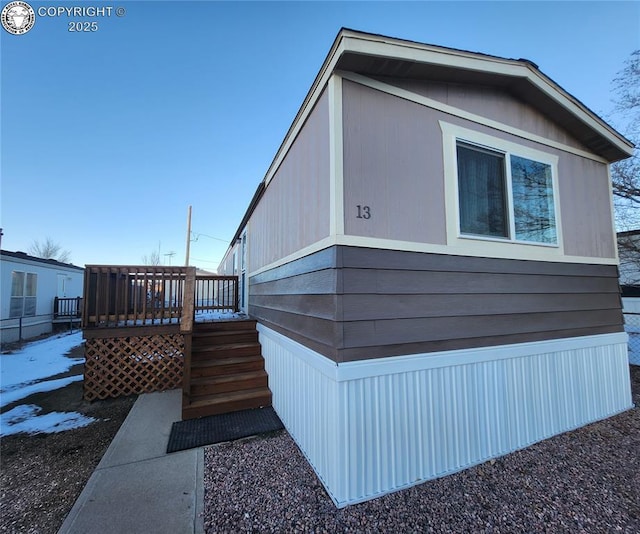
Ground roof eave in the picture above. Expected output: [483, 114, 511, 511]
[336, 30, 634, 162]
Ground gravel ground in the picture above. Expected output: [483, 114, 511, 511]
[204, 365, 639, 533]
[0, 344, 136, 534]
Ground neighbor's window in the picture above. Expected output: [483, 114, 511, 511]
[456, 141, 556, 245]
[10, 271, 37, 318]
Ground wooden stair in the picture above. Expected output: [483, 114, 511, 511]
[182, 319, 272, 420]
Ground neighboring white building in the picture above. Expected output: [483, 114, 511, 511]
[0, 250, 84, 343]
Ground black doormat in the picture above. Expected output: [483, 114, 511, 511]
[166, 406, 284, 453]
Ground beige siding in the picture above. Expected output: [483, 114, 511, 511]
[342, 79, 617, 260]
[379, 77, 591, 152]
[219, 244, 238, 275]
[248, 90, 331, 273]
[342, 80, 447, 244]
[559, 156, 617, 258]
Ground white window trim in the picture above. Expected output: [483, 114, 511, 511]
[10, 270, 37, 318]
[441, 121, 564, 261]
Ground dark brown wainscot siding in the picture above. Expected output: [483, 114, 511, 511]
[249, 246, 623, 363]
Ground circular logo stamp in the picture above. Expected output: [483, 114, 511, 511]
[1, 1, 35, 35]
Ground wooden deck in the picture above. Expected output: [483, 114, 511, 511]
[81, 265, 271, 419]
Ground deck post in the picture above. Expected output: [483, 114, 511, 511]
[181, 267, 196, 407]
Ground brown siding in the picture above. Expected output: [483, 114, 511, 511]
[248, 89, 331, 273]
[249, 246, 624, 363]
[249, 245, 341, 359]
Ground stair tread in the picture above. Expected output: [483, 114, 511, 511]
[191, 353, 262, 365]
[192, 342, 260, 352]
[191, 370, 267, 385]
[188, 387, 271, 408]
[194, 329, 257, 337]
[194, 319, 256, 327]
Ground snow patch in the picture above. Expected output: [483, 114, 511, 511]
[1, 332, 83, 389]
[1, 375, 83, 408]
[0, 332, 90, 436]
[1, 404, 97, 436]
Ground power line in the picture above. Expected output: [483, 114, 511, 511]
[189, 257, 221, 264]
[190, 232, 229, 244]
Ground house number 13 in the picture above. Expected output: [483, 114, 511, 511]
[356, 205, 371, 219]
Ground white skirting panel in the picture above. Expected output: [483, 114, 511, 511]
[257, 326, 343, 496]
[257, 325, 633, 508]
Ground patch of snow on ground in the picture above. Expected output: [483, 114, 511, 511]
[1, 375, 83, 408]
[1, 331, 83, 388]
[0, 332, 93, 436]
[1, 404, 96, 436]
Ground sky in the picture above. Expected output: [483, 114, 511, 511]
[1, 1, 639, 270]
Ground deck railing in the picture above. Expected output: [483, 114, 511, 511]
[81, 265, 240, 402]
[82, 265, 239, 329]
[195, 275, 238, 315]
[54, 297, 83, 320]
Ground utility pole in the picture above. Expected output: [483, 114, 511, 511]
[185, 205, 192, 266]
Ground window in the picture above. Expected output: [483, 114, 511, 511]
[456, 140, 557, 245]
[10, 271, 37, 318]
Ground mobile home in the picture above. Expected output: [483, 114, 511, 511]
[219, 29, 634, 507]
[1, 250, 84, 343]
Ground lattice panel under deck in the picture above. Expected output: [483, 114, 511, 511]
[84, 334, 184, 400]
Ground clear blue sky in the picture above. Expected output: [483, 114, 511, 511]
[1, 1, 638, 270]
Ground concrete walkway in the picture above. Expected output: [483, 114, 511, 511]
[58, 389, 204, 534]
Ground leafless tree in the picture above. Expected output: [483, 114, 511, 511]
[610, 51, 640, 284]
[611, 50, 639, 220]
[29, 237, 71, 263]
[141, 250, 161, 266]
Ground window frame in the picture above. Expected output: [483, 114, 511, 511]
[441, 121, 562, 258]
[10, 270, 37, 318]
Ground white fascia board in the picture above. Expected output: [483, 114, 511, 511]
[342, 34, 524, 76]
